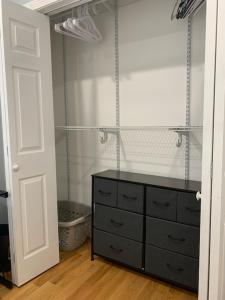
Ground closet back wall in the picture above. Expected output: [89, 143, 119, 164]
[52, 0, 205, 206]
[119, 0, 205, 180]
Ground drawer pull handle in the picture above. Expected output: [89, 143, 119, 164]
[166, 263, 184, 274]
[123, 194, 137, 201]
[99, 190, 112, 197]
[168, 235, 186, 243]
[185, 206, 200, 213]
[153, 201, 170, 208]
[110, 245, 123, 253]
[110, 219, 124, 227]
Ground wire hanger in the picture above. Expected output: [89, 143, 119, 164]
[63, 18, 96, 41]
[79, 5, 102, 40]
[54, 2, 104, 42]
[59, 8, 92, 41]
[171, 0, 180, 21]
[54, 23, 91, 41]
[66, 6, 101, 41]
[171, 0, 205, 20]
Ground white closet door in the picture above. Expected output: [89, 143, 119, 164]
[0, 0, 59, 286]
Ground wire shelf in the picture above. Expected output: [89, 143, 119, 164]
[55, 125, 203, 131]
[55, 125, 203, 148]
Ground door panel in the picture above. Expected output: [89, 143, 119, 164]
[14, 68, 44, 153]
[0, 0, 59, 286]
[20, 175, 48, 257]
[11, 20, 40, 56]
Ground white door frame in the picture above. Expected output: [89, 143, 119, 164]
[24, 0, 222, 298]
[198, 0, 218, 299]
[207, 0, 225, 298]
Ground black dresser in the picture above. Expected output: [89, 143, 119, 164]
[91, 170, 201, 292]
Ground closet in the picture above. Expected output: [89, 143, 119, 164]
[52, 0, 205, 210]
[0, 0, 221, 298]
[50, 0, 205, 292]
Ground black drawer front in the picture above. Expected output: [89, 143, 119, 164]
[118, 182, 144, 213]
[146, 217, 200, 258]
[146, 187, 177, 221]
[94, 178, 117, 207]
[145, 245, 199, 291]
[94, 204, 143, 242]
[177, 192, 201, 226]
[93, 229, 142, 269]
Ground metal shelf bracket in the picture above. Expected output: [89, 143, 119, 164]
[176, 131, 183, 147]
[99, 129, 109, 144]
[169, 128, 191, 148]
[98, 128, 119, 144]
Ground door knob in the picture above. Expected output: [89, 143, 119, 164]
[12, 164, 20, 172]
[196, 190, 202, 201]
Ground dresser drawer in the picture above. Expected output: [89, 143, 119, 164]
[93, 229, 142, 269]
[146, 187, 177, 221]
[118, 182, 144, 213]
[177, 192, 201, 226]
[94, 178, 117, 207]
[94, 204, 143, 242]
[146, 217, 200, 258]
[145, 245, 199, 291]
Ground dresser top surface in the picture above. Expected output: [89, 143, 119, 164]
[92, 170, 201, 193]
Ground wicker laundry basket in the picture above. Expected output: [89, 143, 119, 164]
[58, 201, 91, 251]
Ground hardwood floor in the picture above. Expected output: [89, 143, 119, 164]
[0, 241, 197, 300]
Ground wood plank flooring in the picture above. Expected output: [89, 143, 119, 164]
[0, 241, 198, 300]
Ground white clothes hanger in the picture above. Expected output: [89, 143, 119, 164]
[54, 22, 90, 41]
[55, 3, 103, 42]
[63, 16, 102, 41]
[77, 5, 102, 41]
[63, 8, 99, 41]
[63, 18, 95, 41]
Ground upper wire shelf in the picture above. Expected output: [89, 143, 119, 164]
[50, 0, 144, 19]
